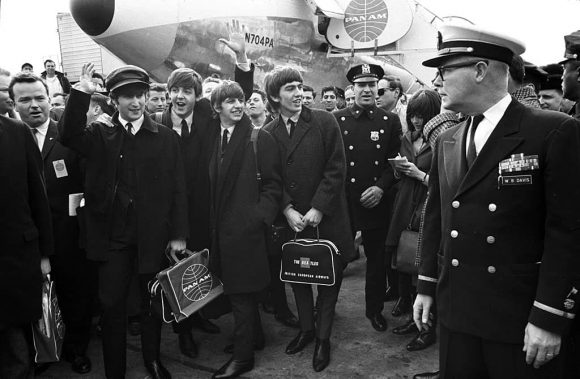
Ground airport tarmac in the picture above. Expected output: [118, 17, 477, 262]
[38, 256, 438, 378]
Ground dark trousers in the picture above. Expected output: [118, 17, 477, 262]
[563, 319, 580, 377]
[229, 293, 263, 361]
[0, 324, 33, 379]
[291, 265, 343, 340]
[267, 253, 291, 314]
[98, 246, 162, 379]
[361, 228, 388, 317]
[440, 323, 563, 379]
[50, 254, 96, 356]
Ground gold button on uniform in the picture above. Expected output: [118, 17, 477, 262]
[383, 116, 388, 120]
[452, 201, 460, 208]
[374, 161, 379, 165]
[488, 203, 497, 212]
[344, 130, 349, 135]
[350, 162, 355, 166]
[486, 236, 496, 244]
[351, 178, 356, 183]
[376, 144, 381, 149]
[341, 117, 346, 121]
[487, 266, 496, 274]
[452, 259, 459, 267]
[450, 230, 458, 238]
[349, 145, 354, 150]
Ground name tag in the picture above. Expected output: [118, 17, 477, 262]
[52, 159, 68, 178]
[500, 175, 532, 186]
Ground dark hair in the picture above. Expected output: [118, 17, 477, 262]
[92, 72, 105, 86]
[406, 89, 441, 131]
[249, 89, 266, 103]
[90, 93, 115, 116]
[167, 68, 202, 98]
[109, 82, 149, 101]
[9, 72, 49, 100]
[383, 75, 403, 98]
[21, 63, 33, 70]
[264, 67, 303, 110]
[321, 86, 337, 97]
[210, 80, 245, 111]
[509, 55, 525, 84]
[303, 85, 315, 98]
[149, 82, 167, 93]
[44, 59, 56, 68]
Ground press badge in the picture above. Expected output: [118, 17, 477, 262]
[497, 154, 538, 188]
[53, 159, 68, 178]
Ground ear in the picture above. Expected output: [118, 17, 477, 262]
[474, 61, 489, 82]
[94, 104, 102, 115]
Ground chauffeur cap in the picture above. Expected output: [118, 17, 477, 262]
[559, 30, 580, 64]
[106, 65, 150, 93]
[539, 64, 564, 91]
[346, 63, 384, 83]
[422, 23, 526, 67]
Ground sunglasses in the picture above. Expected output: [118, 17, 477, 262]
[377, 88, 395, 96]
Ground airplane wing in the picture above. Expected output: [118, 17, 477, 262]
[303, 0, 345, 19]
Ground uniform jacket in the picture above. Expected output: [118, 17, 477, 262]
[333, 104, 401, 230]
[58, 89, 188, 273]
[208, 114, 282, 294]
[418, 99, 580, 343]
[42, 120, 84, 256]
[0, 116, 53, 323]
[264, 106, 356, 263]
[40, 70, 72, 94]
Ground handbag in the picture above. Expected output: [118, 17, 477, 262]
[149, 248, 224, 323]
[280, 227, 339, 286]
[31, 275, 65, 363]
[395, 229, 420, 274]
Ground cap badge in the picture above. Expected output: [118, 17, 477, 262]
[362, 64, 371, 74]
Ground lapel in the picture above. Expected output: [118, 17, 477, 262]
[286, 107, 312, 157]
[208, 123, 220, 212]
[442, 122, 468, 192]
[454, 100, 525, 197]
[271, 115, 290, 153]
[41, 120, 58, 160]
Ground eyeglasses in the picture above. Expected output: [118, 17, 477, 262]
[436, 60, 489, 81]
[377, 88, 395, 96]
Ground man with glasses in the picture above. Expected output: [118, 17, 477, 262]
[414, 24, 580, 378]
[333, 64, 401, 333]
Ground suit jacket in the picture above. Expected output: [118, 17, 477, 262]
[208, 114, 282, 294]
[418, 99, 580, 343]
[42, 120, 84, 256]
[58, 89, 188, 273]
[333, 104, 402, 230]
[0, 116, 53, 323]
[264, 106, 356, 263]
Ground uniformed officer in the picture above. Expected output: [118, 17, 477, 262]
[333, 64, 402, 332]
[414, 23, 580, 378]
[560, 30, 580, 120]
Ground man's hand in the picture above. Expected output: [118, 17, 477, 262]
[284, 207, 305, 232]
[523, 322, 561, 369]
[40, 257, 51, 276]
[218, 19, 248, 64]
[302, 208, 323, 228]
[167, 239, 186, 254]
[77, 63, 97, 95]
[413, 294, 434, 331]
[360, 186, 383, 208]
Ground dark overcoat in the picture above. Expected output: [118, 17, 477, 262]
[58, 89, 188, 274]
[264, 106, 356, 263]
[208, 114, 282, 294]
[0, 116, 53, 324]
[418, 99, 580, 343]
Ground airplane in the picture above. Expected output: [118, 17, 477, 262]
[69, 0, 448, 94]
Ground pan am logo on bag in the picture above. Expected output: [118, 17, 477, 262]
[181, 264, 213, 301]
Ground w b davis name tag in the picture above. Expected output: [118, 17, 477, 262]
[500, 175, 532, 186]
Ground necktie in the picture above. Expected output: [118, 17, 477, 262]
[181, 119, 189, 139]
[30, 127, 39, 147]
[288, 119, 295, 138]
[466, 115, 484, 168]
[126, 122, 134, 136]
[221, 129, 229, 156]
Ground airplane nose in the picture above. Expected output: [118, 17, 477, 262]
[70, 0, 115, 36]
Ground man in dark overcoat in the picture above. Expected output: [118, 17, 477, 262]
[207, 81, 282, 378]
[333, 64, 402, 330]
[59, 63, 188, 379]
[0, 114, 53, 379]
[414, 24, 580, 378]
[11, 72, 94, 374]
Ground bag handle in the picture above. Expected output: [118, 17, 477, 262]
[293, 225, 320, 241]
[165, 247, 193, 265]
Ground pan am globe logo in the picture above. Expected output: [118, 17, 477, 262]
[344, 0, 389, 43]
[181, 264, 213, 301]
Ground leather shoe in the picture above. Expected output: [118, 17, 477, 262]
[312, 338, 330, 372]
[192, 315, 221, 334]
[392, 318, 418, 335]
[145, 360, 171, 379]
[368, 313, 387, 332]
[407, 328, 436, 351]
[212, 357, 254, 378]
[413, 370, 440, 379]
[275, 311, 300, 328]
[223, 338, 265, 354]
[391, 296, 412, 317]
[178, 332, 198, 358]
[285, 330, 314, 354]
[66, 354, 92, 374]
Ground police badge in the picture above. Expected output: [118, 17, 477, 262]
[370, 131, 379, 141]
[362, 64, 371, 74]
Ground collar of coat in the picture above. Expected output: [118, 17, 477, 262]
[110, 111, 159, 133]
[349, 102, 378, 119]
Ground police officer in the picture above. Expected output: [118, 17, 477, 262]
[560, 30, 580, 120]
[333, 64, 402, 332]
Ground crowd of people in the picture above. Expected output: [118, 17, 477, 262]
[1, 22, 580, 379]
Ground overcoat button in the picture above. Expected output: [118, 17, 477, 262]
[376, 144, 381, 149]
[488, 203, 497, 212]
[450, 230, 458, 238]
[486, 236, 496, 244]
[374, 161, 379, 165]
[341, 117, 346, 121]
[452, 201, 460, 208]
[349, 145, 354, 150]
[487, 266, 496, 274]
[344, 130, 349, 135]
[351, 178, 356, 183]
[350, 162, 355, 166]
[451, 259, 459, 267]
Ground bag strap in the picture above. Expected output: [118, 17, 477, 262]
[293, 226, 320, 241]
[251, 126, 261, 201]
[154, 111, 163, 124]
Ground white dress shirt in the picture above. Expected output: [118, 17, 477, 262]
[171, 110, 193, 136]
[465, 94, 512, 155]
[118, 114, 144, 135]
[33, 119, 50, 151]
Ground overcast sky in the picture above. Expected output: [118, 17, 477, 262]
[1, 0, 579, 75]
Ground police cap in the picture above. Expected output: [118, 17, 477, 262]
[346, 64, 384, 83]
[539, 64, 563, 91]
[106, 65, 150, 93]
[559, 30, 580, 64]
